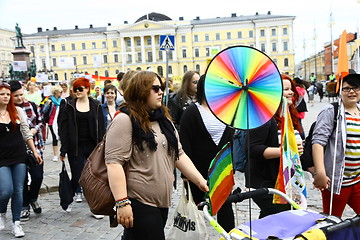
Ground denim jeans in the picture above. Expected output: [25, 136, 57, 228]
[0, 163, 27, 222]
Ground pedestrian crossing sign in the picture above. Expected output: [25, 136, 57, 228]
[160, 35, 175, 50]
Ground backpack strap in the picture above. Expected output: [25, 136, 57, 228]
[29, 101, 39, 124]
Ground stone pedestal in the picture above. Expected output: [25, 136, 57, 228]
[11, 47, 31, 67]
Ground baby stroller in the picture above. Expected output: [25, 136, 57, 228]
[202, 188, 360, 240]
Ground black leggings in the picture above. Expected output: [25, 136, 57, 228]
[23, 162, 44, 208]
[48, 125, 58, 146]
[124, 198, 168, 240]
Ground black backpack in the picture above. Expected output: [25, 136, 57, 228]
[232, 129, 247, 172]
[301, 102, 339, 169]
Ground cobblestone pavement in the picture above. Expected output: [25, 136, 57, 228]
[0, 95, 357, 239]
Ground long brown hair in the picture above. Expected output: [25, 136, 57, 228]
[0, 84, 18, 130]
[123, 71, 171, 132]
[177, 70, 199, 105]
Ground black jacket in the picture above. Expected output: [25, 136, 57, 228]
[59, 97, 105, 157]
[245, 118, 280, 189]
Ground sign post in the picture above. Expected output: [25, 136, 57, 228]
[159, 35, 175, 106]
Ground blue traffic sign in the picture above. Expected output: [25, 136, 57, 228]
[160, 35, 175, 50]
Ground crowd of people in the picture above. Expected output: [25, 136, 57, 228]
[0, 70, 359, 239]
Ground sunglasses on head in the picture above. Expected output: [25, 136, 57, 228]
[152, 85, 165, 93]
[73, 86, 85, 92]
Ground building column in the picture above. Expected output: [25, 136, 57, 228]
[130, 36, 135, 64]
[44, 40, 50, 69]
[141, 36, 145, 63]
[151, 35, 156, 63]
[120, 37, 126, 71]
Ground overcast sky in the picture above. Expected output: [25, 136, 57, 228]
[0, 0, 359, 63]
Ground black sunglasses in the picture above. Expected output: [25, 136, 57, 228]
[152, 85, 165, 93]
[73, 86, 84, 92]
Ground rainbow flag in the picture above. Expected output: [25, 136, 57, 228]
[274, 98, 307, 208]
[206, 143, 235, 216]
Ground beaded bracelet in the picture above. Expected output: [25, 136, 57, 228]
[115, 197, 128, 203]
[115, 199, 131, 209]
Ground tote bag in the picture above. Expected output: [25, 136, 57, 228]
[167, 182, 209, 240]
[59, 162, 73, 210]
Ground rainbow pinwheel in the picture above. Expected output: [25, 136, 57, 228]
[204, 46, 282, 130]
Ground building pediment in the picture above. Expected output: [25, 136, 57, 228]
[118, 20, 176, 33]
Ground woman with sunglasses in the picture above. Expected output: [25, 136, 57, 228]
[312, 74, 360, 218]
[58, 78, 105, 213]
[0, 83, 42, 237]
[168, 70, 200, 130]
[105, 71, 208, 240]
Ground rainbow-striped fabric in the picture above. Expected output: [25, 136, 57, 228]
[206, 143, 235, 216]
[274, 98, 307, 208]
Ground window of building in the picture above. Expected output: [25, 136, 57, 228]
[104, 70, 109, 77]
[271, 28, 276, 36]
[147, 38, 151, 45]
[138, 52, 142, 62]
[148, 52, 153, 62]
[40, 45, 44, 52]
[157, 66, 163, 77]
[194, 48, 199, 57]
[237, 31, 242, 39]
[195, 64, 200, 72]
[249, 43, 254, 48]
[261, 43, 266, 52]
[272, 42, 277, 51]
[168, 65, 173, 74]
[114, 54, 119, 62]
[136, 38, 141, 46]
[61, 44, 65, 51]
[71, 43, 75, 50]
[92, 42, 96, 49]
[159, 51, 163, 60]
[181, 35, 186, 43]
[182, 49, 187, 58]
[127, 54, 132, 62]
[113, 40, 118, 47]
[249, 30, 253, 38]
[54, 73, 58, 80]
[30, 46, 35, 55]
[41, 59, 46, 68]
[205, 48, 210, 57]
[82, 43, 86, 49]
[273, 58, 277, 65]
[73, 57, 77, 66]
[283, 41, 288, 51]
[227, 32, 231, 40]
[168, 51, 173, 60]
[205, 34, 209, 41]
[127, 39, 131, 47]
[216, 33, 220, 40]
[95, 71, 98, 75]
[115, 69, 120, 74]
[283, 27, 288, 35]
[103, 55, 108, 63]
[102, 41, 106, 48]
[194, 35, 198, 42]
[260, 29, 265, 37]
[284, 58, 289, 67]
[64, 73, 67, 80]
[51, 45, 55, 51]
[83, 56, 87, 65]
[52, 58, 57, 67]
[183, 65, 188, 73]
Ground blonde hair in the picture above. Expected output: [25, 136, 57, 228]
[51, 85, 63, 95]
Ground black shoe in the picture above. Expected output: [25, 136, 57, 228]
[30, 201, 42, 214]
[20, 210, 30, 221]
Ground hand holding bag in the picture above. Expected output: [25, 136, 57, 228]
[59, 162, 73, 210]
[167, 182, 209, 240]
[26, 150, 38, 169]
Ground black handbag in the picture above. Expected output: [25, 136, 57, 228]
[26, 150, 38, 169]
[59, 162, 73, 210]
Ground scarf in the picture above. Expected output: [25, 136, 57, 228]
[120, 106, 179, 159]
[50, 95, 62, 108]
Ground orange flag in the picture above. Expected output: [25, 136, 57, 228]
[336, 30, 349, 93]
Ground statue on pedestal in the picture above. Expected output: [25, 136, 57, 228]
[8, 63, 14, 79]
[15, 23, 24, 48]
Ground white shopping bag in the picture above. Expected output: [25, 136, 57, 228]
[167, 182, 209, 240]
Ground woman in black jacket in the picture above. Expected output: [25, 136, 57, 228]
[58, 77, 104, 213]
[179, 75, 235, 232]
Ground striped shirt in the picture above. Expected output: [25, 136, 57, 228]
[342, 113, 360, 187]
